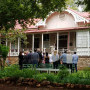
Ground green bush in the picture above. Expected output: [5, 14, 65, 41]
[0, 65, 38, 78]
[43, 73, 57, 82]
[2, 65, 22, 78]
[0, 44, 9, 69]
[62, 71, 90, 85]
[33, 73, 46, 82]
[1, 64, 90, 85]
[22, 68, 38, 78]
[57, 65, 69, 83]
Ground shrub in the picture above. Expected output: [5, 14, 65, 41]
[22, 68, 38, 78]
[57, 65, 69, 83]
[33, 73, 46, 82]
[0, 45, 9, 68]
[0, 65, 38, 78]
[43, 73, 57, 82]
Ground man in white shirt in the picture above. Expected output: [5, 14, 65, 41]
[67, 51, 73, 73]
[52, 50, 59, 69]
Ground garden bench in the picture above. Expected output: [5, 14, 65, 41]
[22, 64, 71, 73]
[22, 64, 33, 69]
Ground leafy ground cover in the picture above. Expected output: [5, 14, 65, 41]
[0, 64, 90, 86]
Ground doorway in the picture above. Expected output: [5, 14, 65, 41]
[34, 37, 39, 49]
[59, 35, 67, 49]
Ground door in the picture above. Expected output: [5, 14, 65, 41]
[34, 38, 39, 49]
[59, 35, 67, 49]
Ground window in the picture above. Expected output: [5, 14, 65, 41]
[11, 40, 18, 52]
[43, 34, 49, 48]
[76, 31, 88, 47]
[44, 34, 49, 41]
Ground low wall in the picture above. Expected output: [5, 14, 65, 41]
[77, 56, 90, 70]
[7, 56, 90, 70]
[7, 56, 18, 65]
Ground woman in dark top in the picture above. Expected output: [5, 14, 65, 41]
[44, 52, 49, 64]
[19, 51, 24, 69]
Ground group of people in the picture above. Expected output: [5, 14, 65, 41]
[19, 49, 41, 69]
[60, 51, 78, 73]
[19, 49, 78, 73]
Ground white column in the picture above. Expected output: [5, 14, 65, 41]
[57, 32, 59, 54]
[18, 37, 20, 55]
[88, 31, 89, 56]
[32, 34, 34, 52]
[6, 38, 7, 46]
[68, 32, 70, 50]
[42, 33, 43, 53]
[10, 42, 11, 56]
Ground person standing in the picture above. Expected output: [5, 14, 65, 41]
[72, 52, 78, 72]
[37, 49, 43, 66]
[32, 49, 39, 67]
[52, 50, 59, 69]
[18, 51, 24, 69]
[44, 52, 49, 64]
[67, 51, 73, 73]
[49, 53, 53, 64]
[42, 53, 45, 64]
[27, 50, 32, 64]
[23, 51, 29, 64]
[60, 50, 67, 67]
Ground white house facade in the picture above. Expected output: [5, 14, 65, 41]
[0, 8, 90, 57]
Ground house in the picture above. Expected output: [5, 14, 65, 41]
[0, 8, 90, 68]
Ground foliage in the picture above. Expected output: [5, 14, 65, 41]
[66, 0, 78, 10]
[0, 29, 28, 46]
[0, 65, 38, 78]
[0, 44, 9, 69]
[57, 65, 69, 82]
[77, 0, 90, 11]
[33, 73, 47, 82]
[0, 45, 9, 60]
[42, 73, 57, 82]
[62, 71, 90, 85]
[1, 64, 90, 85]
[0, 0, 67, 31]
[22, 68, 38, 78]
[0, 44, 2, 54]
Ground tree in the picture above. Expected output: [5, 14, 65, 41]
[77, 0, 90, 11]
[66, 0, 78, 10]
[0, 44, 9, 69]
[0, 0, 67, 31]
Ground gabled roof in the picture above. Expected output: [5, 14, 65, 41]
[14, 8, 90, 32]
[67, 8, 90, 20]
[36, 8, 90, 27]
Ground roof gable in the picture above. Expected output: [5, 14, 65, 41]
[36, 8, 90, 27]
